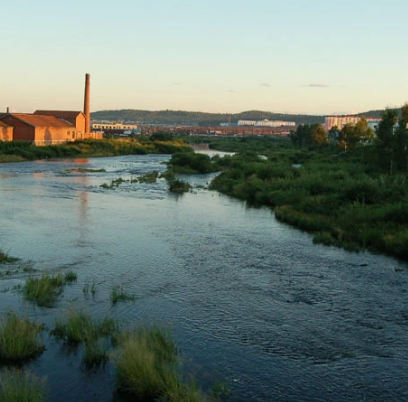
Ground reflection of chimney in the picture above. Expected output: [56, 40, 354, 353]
[84, 73, 91, 134]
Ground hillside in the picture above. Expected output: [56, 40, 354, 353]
[91, 109, 326, 126]
[91, 109, 390, 126]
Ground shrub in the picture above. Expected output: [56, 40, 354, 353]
[0, 312, 44, 362]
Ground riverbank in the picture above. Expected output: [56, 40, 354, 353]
[0, 138, 192, 163]
[208, 147, 408, 261]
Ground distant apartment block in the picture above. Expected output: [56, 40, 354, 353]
[324, 115, 381, 131]
[238, 119, 296, 127]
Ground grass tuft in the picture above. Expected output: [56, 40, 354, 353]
[113, 325, 216, 401]
[0, 249, 19, 264]
[0, 312, 44, 363]
[23, 273, 65, 307]
[50, 310, 117, 369]
[64, 271, 77, 283]
[110, 286, 135, 305]
[0, 369, 47, 402]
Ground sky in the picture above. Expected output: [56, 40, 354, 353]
[2, 0, 408, 116]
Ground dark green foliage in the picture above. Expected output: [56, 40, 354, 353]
[209, 138, 408, 260]
[168, 180, 191, 193]
[0, 138, 192, 163]
[168, 152, 219, 174]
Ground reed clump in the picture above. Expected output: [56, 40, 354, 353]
[113, 326, 211, 402]
[50, 310, 117, 369]
[0, 369, 47, 402]
[0, 312, 44, 363]
[23, 272, 77, 307]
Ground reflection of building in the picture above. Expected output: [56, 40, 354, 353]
[0, 74, 102, 145]
[324, 115, 381, 131]
[238, 119, 296, 127]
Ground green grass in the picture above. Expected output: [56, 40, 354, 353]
[110, 286, 135, 305]
[0, 369, 47, 402]
[0, 312, 44, 363]
[113, 326, 214, 402]
[50, 310, 117, 369]
[23, 272, 76, 307]
[0, 250, 18, 264]
[64, 271, 77, 283]
[137, 170, 159, 183]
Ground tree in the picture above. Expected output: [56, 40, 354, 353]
[394, 103, 408, 172]
[310, 124, 328, 147]
[337, 118, 374, 151]
[375, 108, 398, 174]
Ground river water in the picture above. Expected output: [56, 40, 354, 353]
[0, 154, 407, 402]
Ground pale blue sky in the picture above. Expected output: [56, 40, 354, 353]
[2, 0, 408, 115]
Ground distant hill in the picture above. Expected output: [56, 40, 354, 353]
[91, 109, 326, 126]
[91, 108, 391, 126]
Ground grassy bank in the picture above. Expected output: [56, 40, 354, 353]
[0, 138, 192, 163]
[209, 146, 408, 261]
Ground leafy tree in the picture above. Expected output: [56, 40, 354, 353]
[338, 118, 374, 151]
[310, 124, 328, 147]
[375, 109, 398, 174]
[394, 103, 408, 172]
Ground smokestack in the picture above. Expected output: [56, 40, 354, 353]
[6, 107, 9, 114]
[84, 73, 91, 134]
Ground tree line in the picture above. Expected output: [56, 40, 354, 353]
[290, 104, 408, 174]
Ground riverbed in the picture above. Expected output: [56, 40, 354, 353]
[0, 154, 407, 401]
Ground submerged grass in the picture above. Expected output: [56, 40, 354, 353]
[51, 310, 117, 369]
[0, 369, 47, 402]
[0, 312, 44, 363]
[110, 286, 135, 305]
[23, 272, 78, 307]
[113, 326, 216, 402]
[0, 250, 18, 264]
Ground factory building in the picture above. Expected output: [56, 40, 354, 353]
[0, 74, 102, 145]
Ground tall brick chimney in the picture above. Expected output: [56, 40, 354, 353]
[84, 73, 91, 134]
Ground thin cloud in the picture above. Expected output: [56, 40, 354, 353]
[305, 83, 330, 88]
[173, 81, 182, 85]
[228, 89, 236, 93]
[261, 83, 272, 87]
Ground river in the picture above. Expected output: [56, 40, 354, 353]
[0, 154, 407, 401]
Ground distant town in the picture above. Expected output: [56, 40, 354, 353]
[0, 73, 384, 144]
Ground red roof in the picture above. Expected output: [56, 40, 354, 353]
[11, 114, 74, 128]
[34, 110, 84, 119]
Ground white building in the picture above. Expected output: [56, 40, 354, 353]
[237, 119, 296, 127]
[324, 115, 381, 131]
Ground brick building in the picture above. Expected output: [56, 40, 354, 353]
[0, 120, 13, 141]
